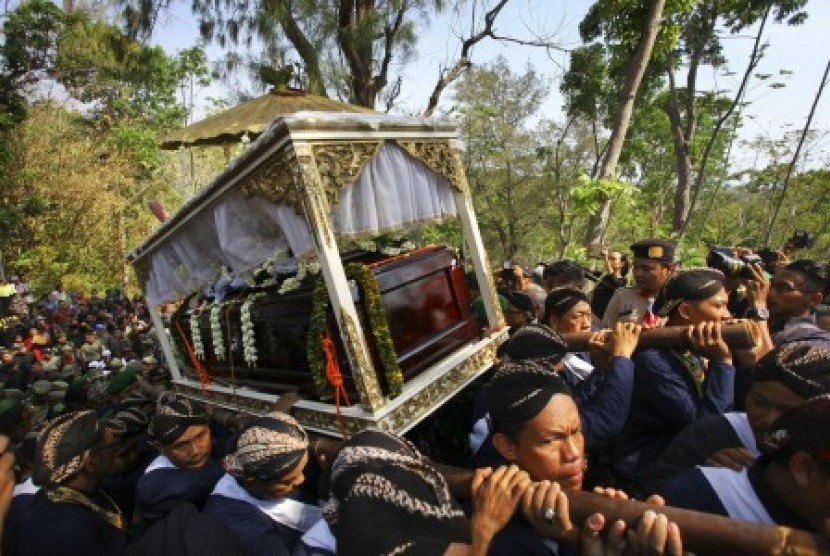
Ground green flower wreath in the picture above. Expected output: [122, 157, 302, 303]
[306, 263, 404, 399]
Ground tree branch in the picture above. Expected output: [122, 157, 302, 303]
[764, 55, 830, 245]
[273, 0, 326, 96]
[372, 0, 407, 104]
[489, 32, 569, 53]
[337, 0, 365, 103]
[421, 0, 510, 117]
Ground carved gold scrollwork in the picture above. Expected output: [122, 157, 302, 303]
[176, 338, 499, 437]
[377, 340, 497, 432]
[394, 141, 469, 194]
[295, 152, 337, 249]
[338, 308, 385, 412]
[310, 142, 382, 207]
[240, 145, 304, 212]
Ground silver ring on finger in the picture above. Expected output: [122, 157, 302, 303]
[542, 507, 556, 523]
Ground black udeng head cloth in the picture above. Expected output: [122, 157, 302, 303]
[325, 429, 470, 556]
[225, 413, 308, 482]
[500, 323, 568, 364]
[654, 268, 725, 317]
[106, 406, 152, 442]
[147, 393, 209, 446]
[487, 360, 571, 435]
[753, 342, 830, 400]
[34, 410, 105, 487]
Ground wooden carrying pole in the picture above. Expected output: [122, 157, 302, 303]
[565, 490, 829, 555]
[561, 322, 757, 352]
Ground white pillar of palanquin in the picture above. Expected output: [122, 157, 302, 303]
[148, 304, 184, 382]
[291, 141, 386, 414]
[449, 139, 505, 332]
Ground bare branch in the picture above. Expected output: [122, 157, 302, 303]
[681, 4, 771, 236]
[489, 32, 569, 53]
[372, 0, 408, 101]
[765, 55, 830, 244]
[421, 0, 510, 117]
[382, 76, 403, 113]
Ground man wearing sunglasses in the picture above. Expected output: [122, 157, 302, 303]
[763, 260, 830, 349]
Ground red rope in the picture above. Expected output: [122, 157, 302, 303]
[174, 319, 212, 392]
[322, 330, 350, 439]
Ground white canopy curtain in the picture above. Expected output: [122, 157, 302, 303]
[141, 141, 459, 305]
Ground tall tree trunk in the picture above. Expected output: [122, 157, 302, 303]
[274, 0, 326, 96]
[550, 119, 573, 254]
[763, 55, 830, 245]
[583, 0, 667, 247]
[665, 56, 694, 233]
[680, 5, 770, 237]
[666, 0, 714, 233]
[338, 0, 384, 108]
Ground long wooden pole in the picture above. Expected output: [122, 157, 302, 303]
[560, 322, 757, 352]
[563, 490, 829, 555]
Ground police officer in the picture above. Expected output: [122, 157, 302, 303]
[601, 239, 677, 328]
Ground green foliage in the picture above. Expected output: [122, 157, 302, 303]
[561, 44, 612, 121]
[422, 221, 463, 251]
[455, 57, 550, 260]
[721, 0, 807, 31]
[579, 0, 695, 68]
[1, 0, 65, 84]
[56, 16, 186, 127]
[0, 1, 64, 263]
[0, 1, 202, 293]
[570, 175, 637, 216]
[109, 125, 166, 176]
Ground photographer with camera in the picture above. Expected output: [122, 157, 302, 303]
[705, 250, 774, 342]
[723, 252, 830, 346]
[764, 260, 830, 349]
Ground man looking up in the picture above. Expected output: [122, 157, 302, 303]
[601, 239, 676, 328]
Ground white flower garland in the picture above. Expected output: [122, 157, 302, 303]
[358, 239, 377, 252]
[278, 259, 322, 295]
[379, 240, 417, 257]
[190, 311, 205, 360]
[240, 293, 265, 367]
[210, 302, 226, 361]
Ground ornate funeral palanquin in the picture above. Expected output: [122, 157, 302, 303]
[173, 246, 479, 400]
[132, 113, 508, 437]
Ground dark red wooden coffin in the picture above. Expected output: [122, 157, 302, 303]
[172, 246, 479, 400]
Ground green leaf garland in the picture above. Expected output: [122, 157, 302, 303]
[307, 278, 330, 394]
[306, 263, 404, 400]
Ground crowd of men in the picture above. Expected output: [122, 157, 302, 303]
[1, 237, 830, 555]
